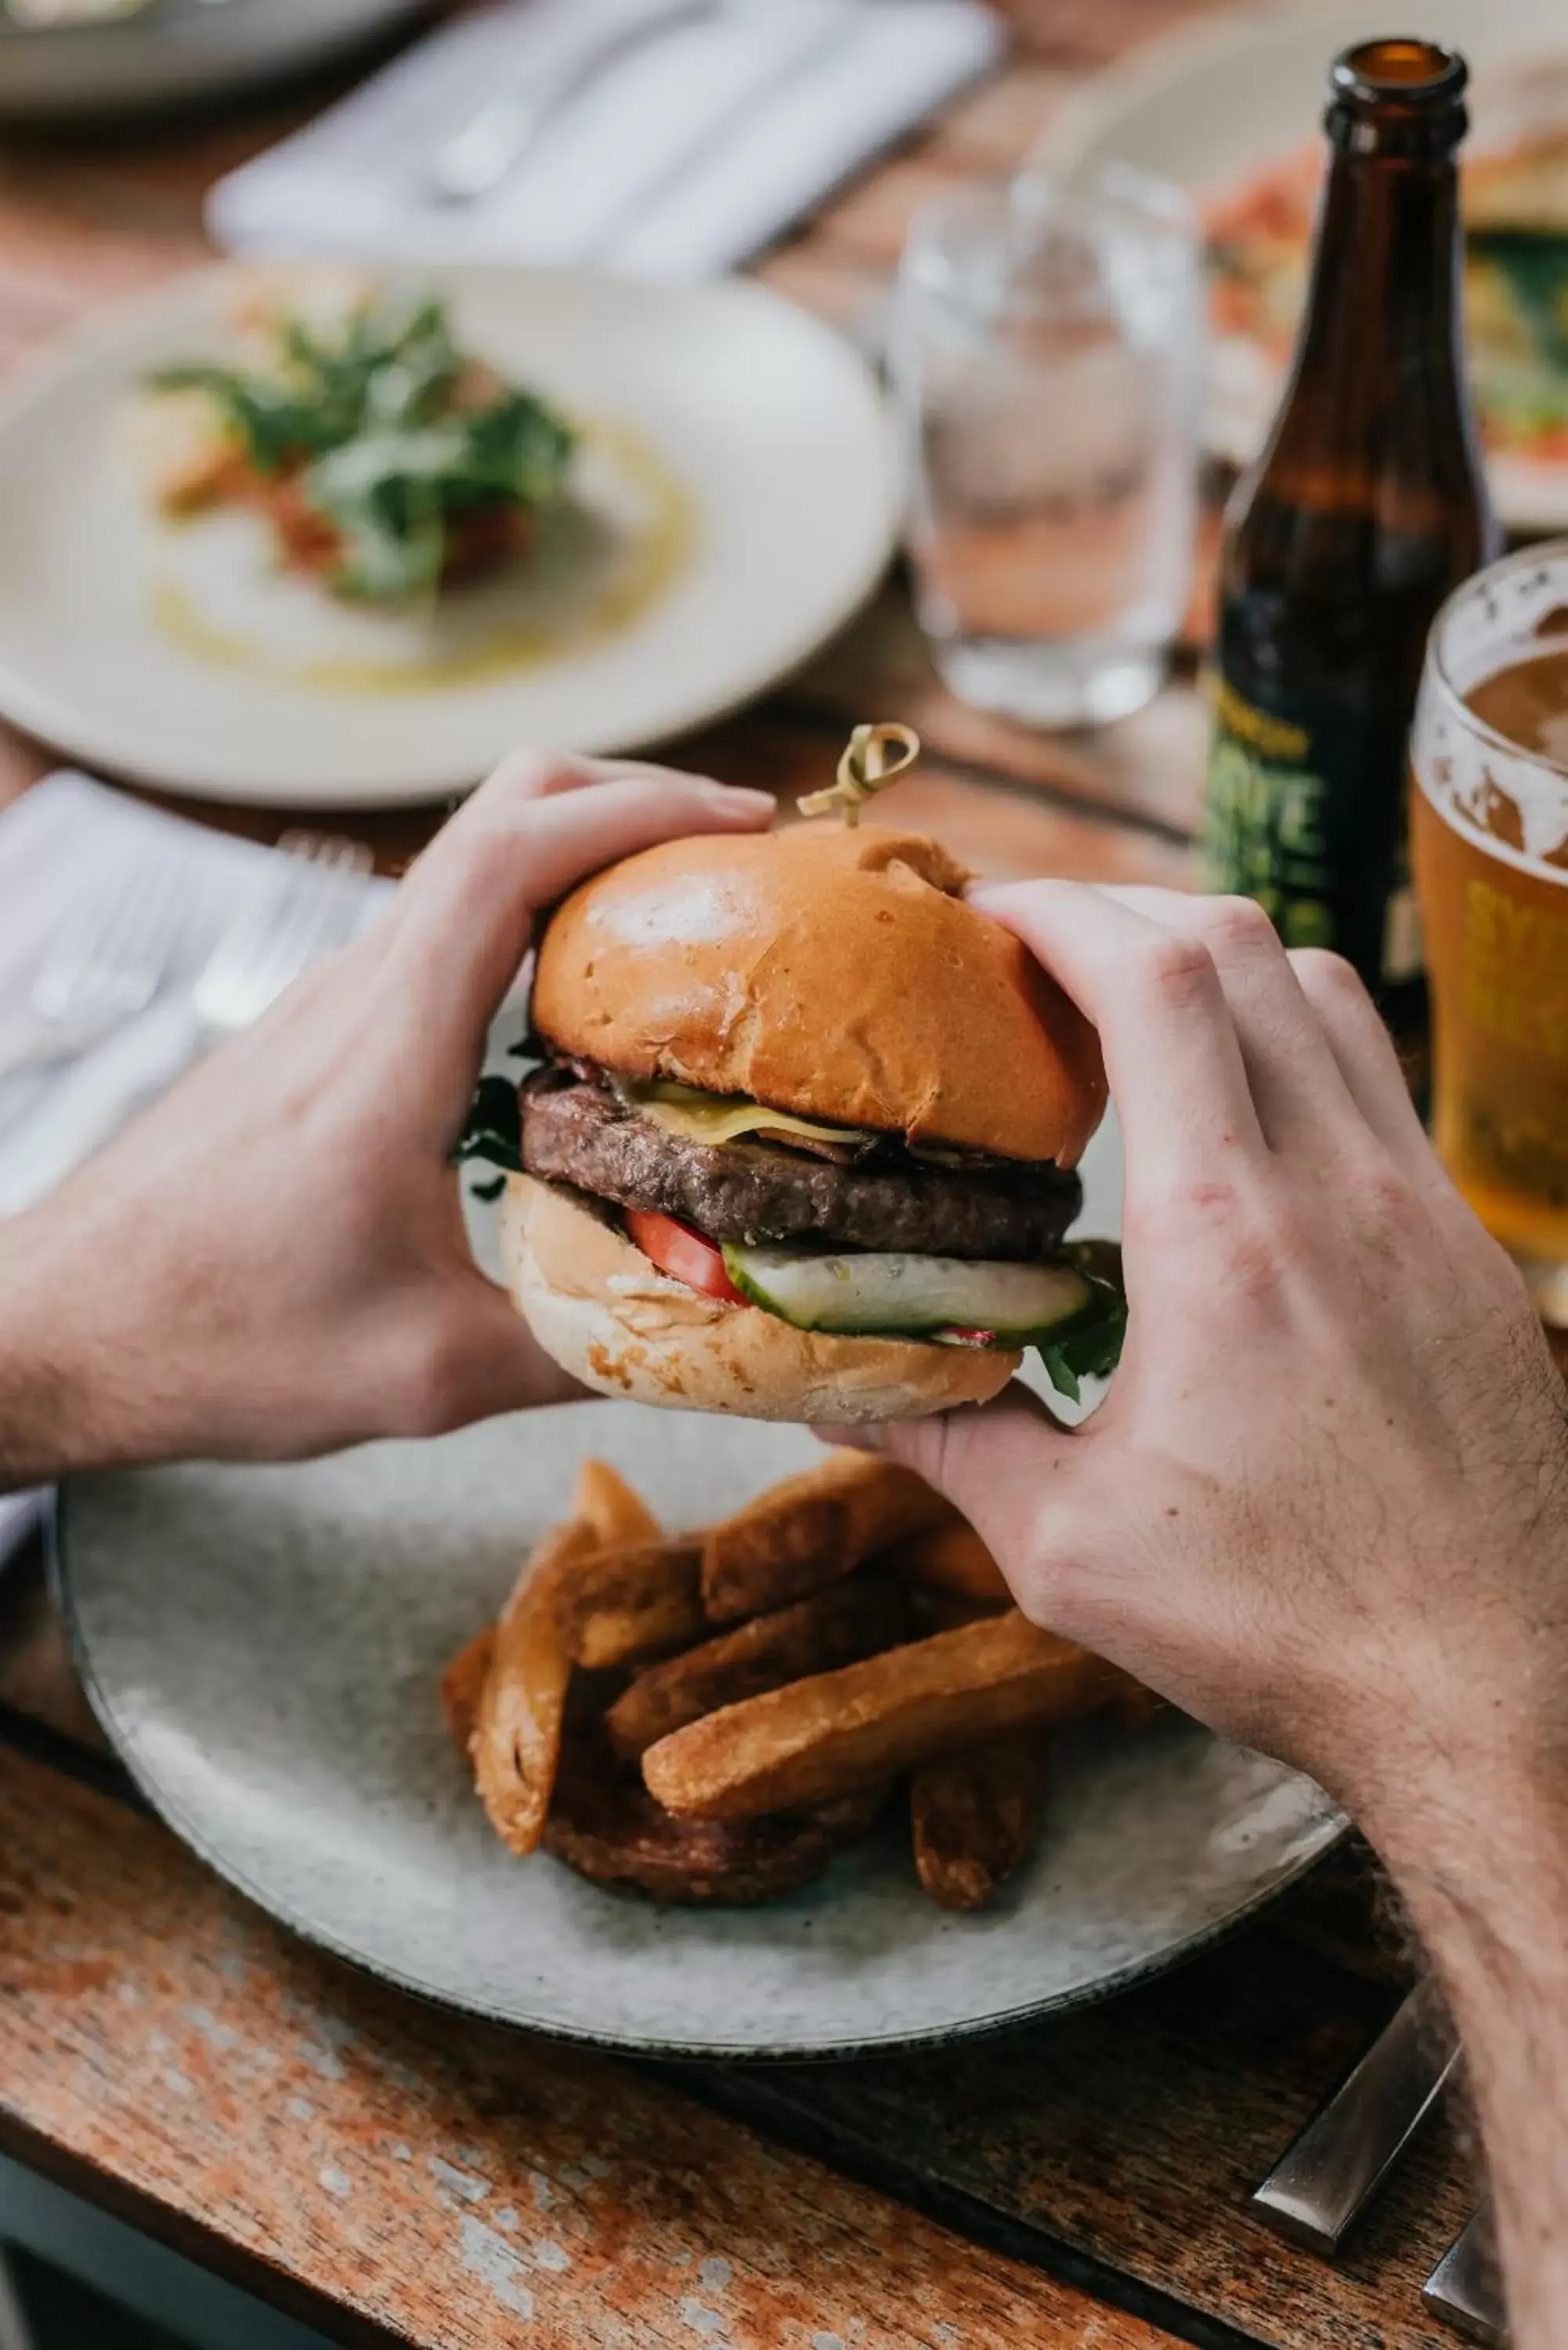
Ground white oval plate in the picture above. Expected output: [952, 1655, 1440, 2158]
[0, 265, 896, 808]
[1041, 0, 1568, 534]
[57, 1102, 1342, 2065]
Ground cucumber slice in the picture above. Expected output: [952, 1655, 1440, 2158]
[721, 1243, 1090, 1342]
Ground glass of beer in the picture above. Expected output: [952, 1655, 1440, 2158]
[1411, 541, 1568, 1321]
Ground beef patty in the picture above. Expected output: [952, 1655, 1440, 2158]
[520, 1072, 1082, 1261]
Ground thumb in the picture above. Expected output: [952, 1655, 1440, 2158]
[816, 1383, 1078, 1600]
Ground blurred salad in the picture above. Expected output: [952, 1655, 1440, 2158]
[144, 285, 577, 606]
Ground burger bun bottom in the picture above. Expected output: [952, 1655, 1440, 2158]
[500, 1175, 1020, 1424]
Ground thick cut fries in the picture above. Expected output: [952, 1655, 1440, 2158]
[605, 1574, 912, 1761]
[446, 1451, 1153, 1913]
[703, 1451, 948, 1622]
[887, 1520, 1010, 1603]
[471, 1517, 595, 1858]
[642, 1611, 1131, 1820]
[552, 1537, 705, 1670]
[440, 1624, 496, 1752]
[911, 1730, 1047, 1911]
[574, 1458, 659, 1549]
[543, 1723, 884, 1904]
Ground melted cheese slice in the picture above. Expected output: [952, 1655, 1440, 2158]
[620, 1078, 873, 1151]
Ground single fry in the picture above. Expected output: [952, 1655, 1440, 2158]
[573, 1458, 659, 1549]
[471, 1517, 595, 1858]
[542, 1722, 883, 1905]
[702, 1450, 948, 1622]
[643, 1611, 1132, 1820]
[440, 1623, 496, 1752]
[887, 1520, 1010, 1603]
[553, 1537, 705, 1670]
[911, 1730, 1048, 1911]
[605, 1574, 913, 1761]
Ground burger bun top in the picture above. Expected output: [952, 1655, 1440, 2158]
[530, 820, 1106, 1165]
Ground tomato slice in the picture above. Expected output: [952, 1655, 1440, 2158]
[625, 1209, 746, 1305]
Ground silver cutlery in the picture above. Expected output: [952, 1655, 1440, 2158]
[0, 855, 185, 1081]
[1425, 2210, 1507, 2345]
[0, 833, 375, 1219]
[1252, 1974, 1459, 2254]
[429, 0, 714, 205]
[193, 831, 371, 1042]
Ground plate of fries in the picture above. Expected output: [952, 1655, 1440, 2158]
[58, 1405, 1343, 2056]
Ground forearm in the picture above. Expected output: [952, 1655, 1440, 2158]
[0, 1202, 159, 1486]
[1372, 1781, 1568, 2346]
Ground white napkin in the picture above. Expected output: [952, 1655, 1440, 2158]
[208, 0, 1004, 278]
[0, 775, 388, 1570]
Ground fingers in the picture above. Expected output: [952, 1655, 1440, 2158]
[816, 1386, 1078, 1600]
[477, 749, 702, 803]
[1098, 887, 1358, 1155]
[385, 761, 775, 1077]
[968, 880, 1264, 1177]
[1289, 949, 1437, 1175]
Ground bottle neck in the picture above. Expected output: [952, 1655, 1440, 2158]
[1268, 143, 1472, 479]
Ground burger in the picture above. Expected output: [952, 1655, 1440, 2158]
[461, 820, 1124, 1423]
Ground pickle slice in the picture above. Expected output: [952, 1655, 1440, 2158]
[722, 1244, 1090, 1342]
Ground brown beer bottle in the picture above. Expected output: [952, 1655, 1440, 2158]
[1202, 38, 1497, 1035]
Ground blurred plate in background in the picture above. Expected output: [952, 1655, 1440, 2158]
[0, 263, 897, 806]
[0, 0, 431, 120]
[1041, 0, 1568, 533]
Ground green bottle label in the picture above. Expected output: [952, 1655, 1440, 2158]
[1201, 669, 1416, 991]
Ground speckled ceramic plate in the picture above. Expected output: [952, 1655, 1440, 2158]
[56, 1395, 1342, 2059]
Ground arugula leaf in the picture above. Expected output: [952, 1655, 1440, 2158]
[452, 1077, 524, 1173]
[1030, 1245, 1128, 1403]
[149, 291, 576, 603]
[1037, 1292, 1128, 1403]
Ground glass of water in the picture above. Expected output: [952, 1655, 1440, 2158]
[892, 167, 1203, 729]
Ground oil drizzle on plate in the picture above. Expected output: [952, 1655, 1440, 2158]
[148, 417, 694, 696]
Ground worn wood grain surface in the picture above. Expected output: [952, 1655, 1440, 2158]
[698, 1944, 1469, 2350]
[0, 3, 1493, 2345]
[0, 1538, 1480, 2349]
[0, 1738, 1182, 2350]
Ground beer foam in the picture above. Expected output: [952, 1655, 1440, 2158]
[1412, 551, 1568, 884]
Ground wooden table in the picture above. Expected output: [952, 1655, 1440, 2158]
[0, 7, 1485, 2345]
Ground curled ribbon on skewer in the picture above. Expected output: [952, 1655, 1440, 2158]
[796, 721, 921, 828]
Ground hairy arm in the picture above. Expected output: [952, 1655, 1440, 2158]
[1378, 1784, 1568, 2332]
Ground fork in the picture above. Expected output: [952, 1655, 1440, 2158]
[0, 855, 186, 1081]
[0, 833, 375, 1220]
[193, 832, 372, 1042]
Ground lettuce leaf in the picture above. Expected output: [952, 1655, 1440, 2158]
[452, 1076, 524, 1173]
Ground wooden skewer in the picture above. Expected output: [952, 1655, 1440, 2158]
[797, 721, 921, 827]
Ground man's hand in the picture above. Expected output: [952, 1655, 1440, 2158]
[829, 883, 1568, 1833]
[0, 754, 771, 1481]
[826, 884, 1568, 2345]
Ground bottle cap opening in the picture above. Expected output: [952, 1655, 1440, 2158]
[1326, 37, 1468, 150]
[1333, 38, 1467, 103]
